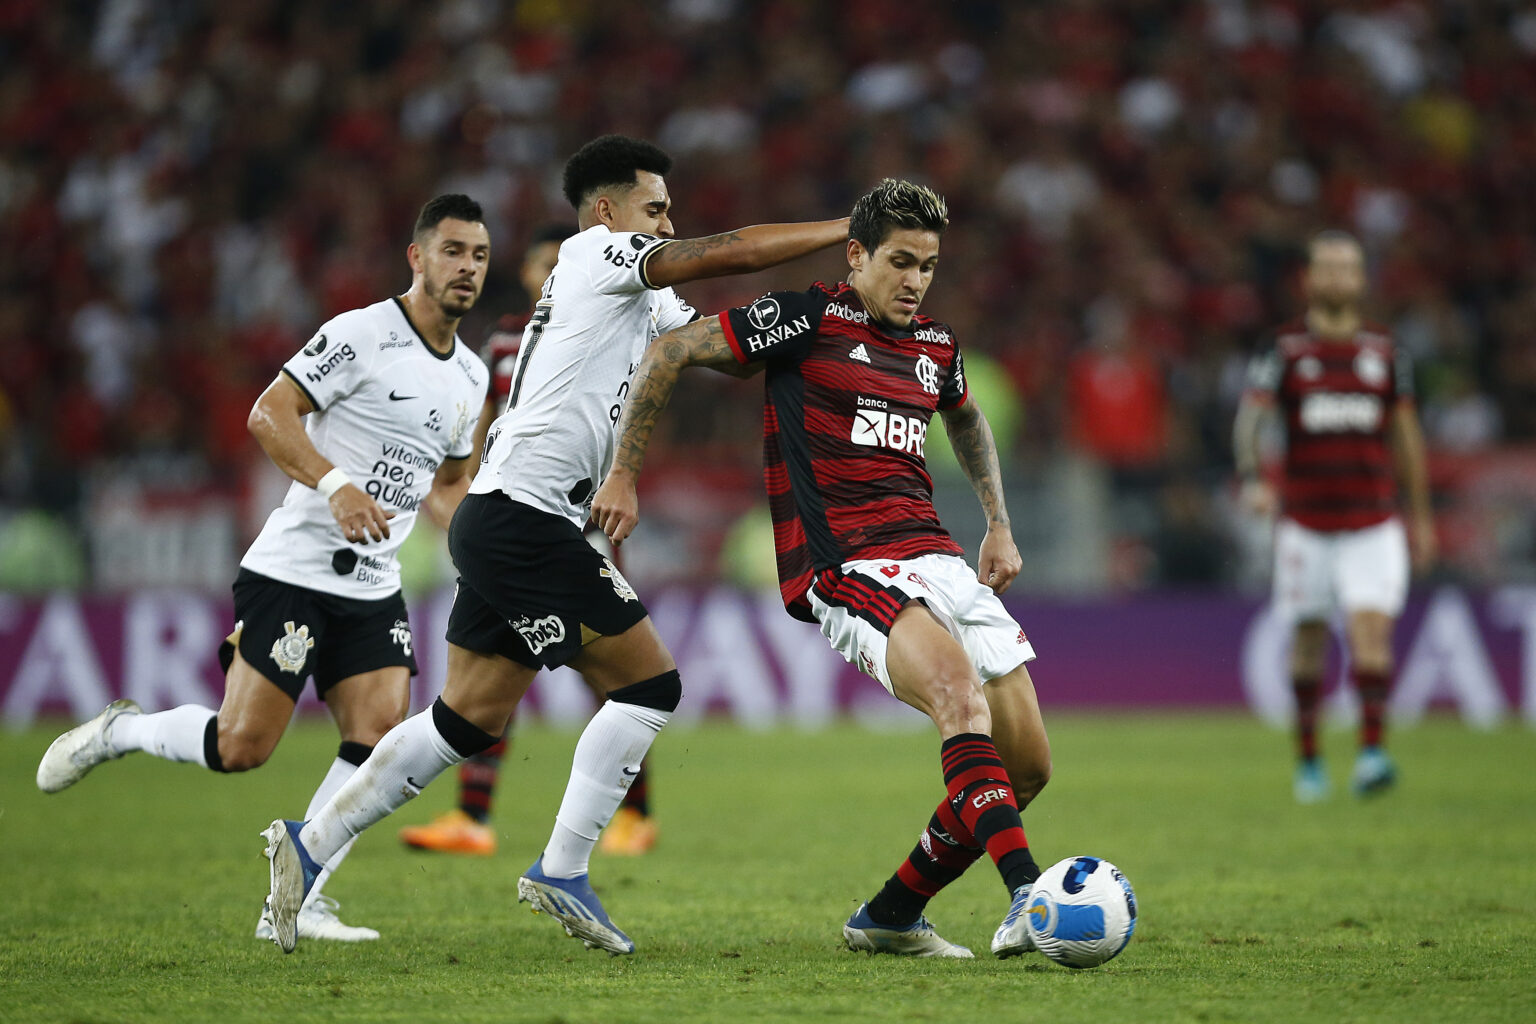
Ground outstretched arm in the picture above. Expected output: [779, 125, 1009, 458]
[939, 394, 1021, 593]
[592, 316, 741, 544]
[644, 218, 848, 288]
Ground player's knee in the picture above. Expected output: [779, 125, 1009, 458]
[927, 672, 989, 733]
[607, 669, 682, 712]
[1290, 625, 1328, 677]
[346, 707, 407, 748]
[1352, 649, 1393, 677]
[1013, 757, 1052, 806]
[214, 727, 274, 773]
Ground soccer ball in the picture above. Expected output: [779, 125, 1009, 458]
[1025, 856, 1137, 969]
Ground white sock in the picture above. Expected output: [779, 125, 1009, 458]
[541, 700, 671, 878]
[106, 705, 213, 765]
[299, 708, 463, 866]
[303, 757, 361, 906]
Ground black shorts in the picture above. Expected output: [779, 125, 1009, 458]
[219, 569, 419, 701]
[445, 492, 648, 669]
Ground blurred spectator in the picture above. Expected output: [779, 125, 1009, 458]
[1, 0, 1532, 591]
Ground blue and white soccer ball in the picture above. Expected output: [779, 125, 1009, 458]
[1025, 856, 1138, 969]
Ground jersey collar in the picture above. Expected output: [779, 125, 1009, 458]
[392, 296, 457, 361]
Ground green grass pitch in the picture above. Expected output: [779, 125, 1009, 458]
[3, 713, 1533, 1023]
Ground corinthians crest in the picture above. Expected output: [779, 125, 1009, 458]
[270, 621, 315, 674]
[448, 400, 471, 451]
[600, 558, 636, 601]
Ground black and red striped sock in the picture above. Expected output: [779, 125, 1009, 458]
[1294, 676, 1321, 760]
[942, 733, 1038, 893]
[865, 805, 984, 926]
[620, 761, 650, 815]
[1354, 669, 1390, 748]
[457, 733, 509, 823]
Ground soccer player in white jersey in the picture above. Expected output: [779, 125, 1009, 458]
[37, 194, 495, 942]
[261, 134, 848, 955]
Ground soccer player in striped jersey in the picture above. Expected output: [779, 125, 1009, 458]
[1234, 230, 1436, 803]
[398, 225, 658, 857]
[594, 179, 1053, 959]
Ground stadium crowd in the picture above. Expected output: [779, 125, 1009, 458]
[2, 0, 1533, 591]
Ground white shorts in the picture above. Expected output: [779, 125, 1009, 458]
[806, 553, 1037, 695]
[1272, 516, 1409, 622]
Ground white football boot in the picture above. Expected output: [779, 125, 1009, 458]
[843, 903, 974, 958]
[255, 894, 379, 943]
[36, 699, 142, 793]
[991, 884, 1038, 958]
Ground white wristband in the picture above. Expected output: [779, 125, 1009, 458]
[316, 467, 352, 500]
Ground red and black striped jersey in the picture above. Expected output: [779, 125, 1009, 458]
[721, 281, 968, 620]
[1245, 321, 1413, 532]
[481, 312, 530, 412]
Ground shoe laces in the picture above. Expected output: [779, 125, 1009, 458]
[305, 894, 342, 921]
[1002, 886, 1031, 928]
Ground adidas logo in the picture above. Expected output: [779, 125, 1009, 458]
[850, 344, 871, 363]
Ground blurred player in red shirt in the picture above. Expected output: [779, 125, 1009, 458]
[397, 224, 657, 857]
[1235, 231, 1436, 804]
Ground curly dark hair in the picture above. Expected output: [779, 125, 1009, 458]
[561, 134, 673, 209]
[412, 193, 484, 241]
[848, 179, 948, 252]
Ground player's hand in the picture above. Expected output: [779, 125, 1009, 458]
[592, 472, 639, 547]
[977, 525, 1022, 594]
[1409, 514, 1437, 574]
[329, 484, 393, 544]
[1240, 479, 1277, 518]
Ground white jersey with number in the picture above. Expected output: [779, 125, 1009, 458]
[242, 297, 489, 598]
[470, 224, 697, 525]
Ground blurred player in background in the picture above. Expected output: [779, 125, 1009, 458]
[262, 134, 850, 955]
[1234, 230, 1435, 804]
[398, 224, 658, 857]
[594, 179, 1052, 960]
[37, 194, 495, 941]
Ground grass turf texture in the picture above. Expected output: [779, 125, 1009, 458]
[2, 713, 1532, 1024]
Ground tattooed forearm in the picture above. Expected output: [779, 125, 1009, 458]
[943, 399, 1009, 528]
[610, 318, 734, 478]
[653, 231, 746, 265]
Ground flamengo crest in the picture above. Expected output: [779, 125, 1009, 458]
[915, 354, 941, 395]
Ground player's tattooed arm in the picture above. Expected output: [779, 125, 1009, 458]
[941, 394, 1022, 593]
[644, 218, 849, 288]
[592, 316, 738, 544]
[941, 394, 1010, 530]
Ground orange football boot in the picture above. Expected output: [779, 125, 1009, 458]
[598, 807, 658, 856]
[398, 810, 496, 855]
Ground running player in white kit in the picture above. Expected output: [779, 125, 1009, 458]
[261, 134, 848, 955]
[37, 194, 494, 942]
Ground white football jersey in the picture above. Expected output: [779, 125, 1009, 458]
[242, 297, 489, 598]
[470, 225, 697, 525]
